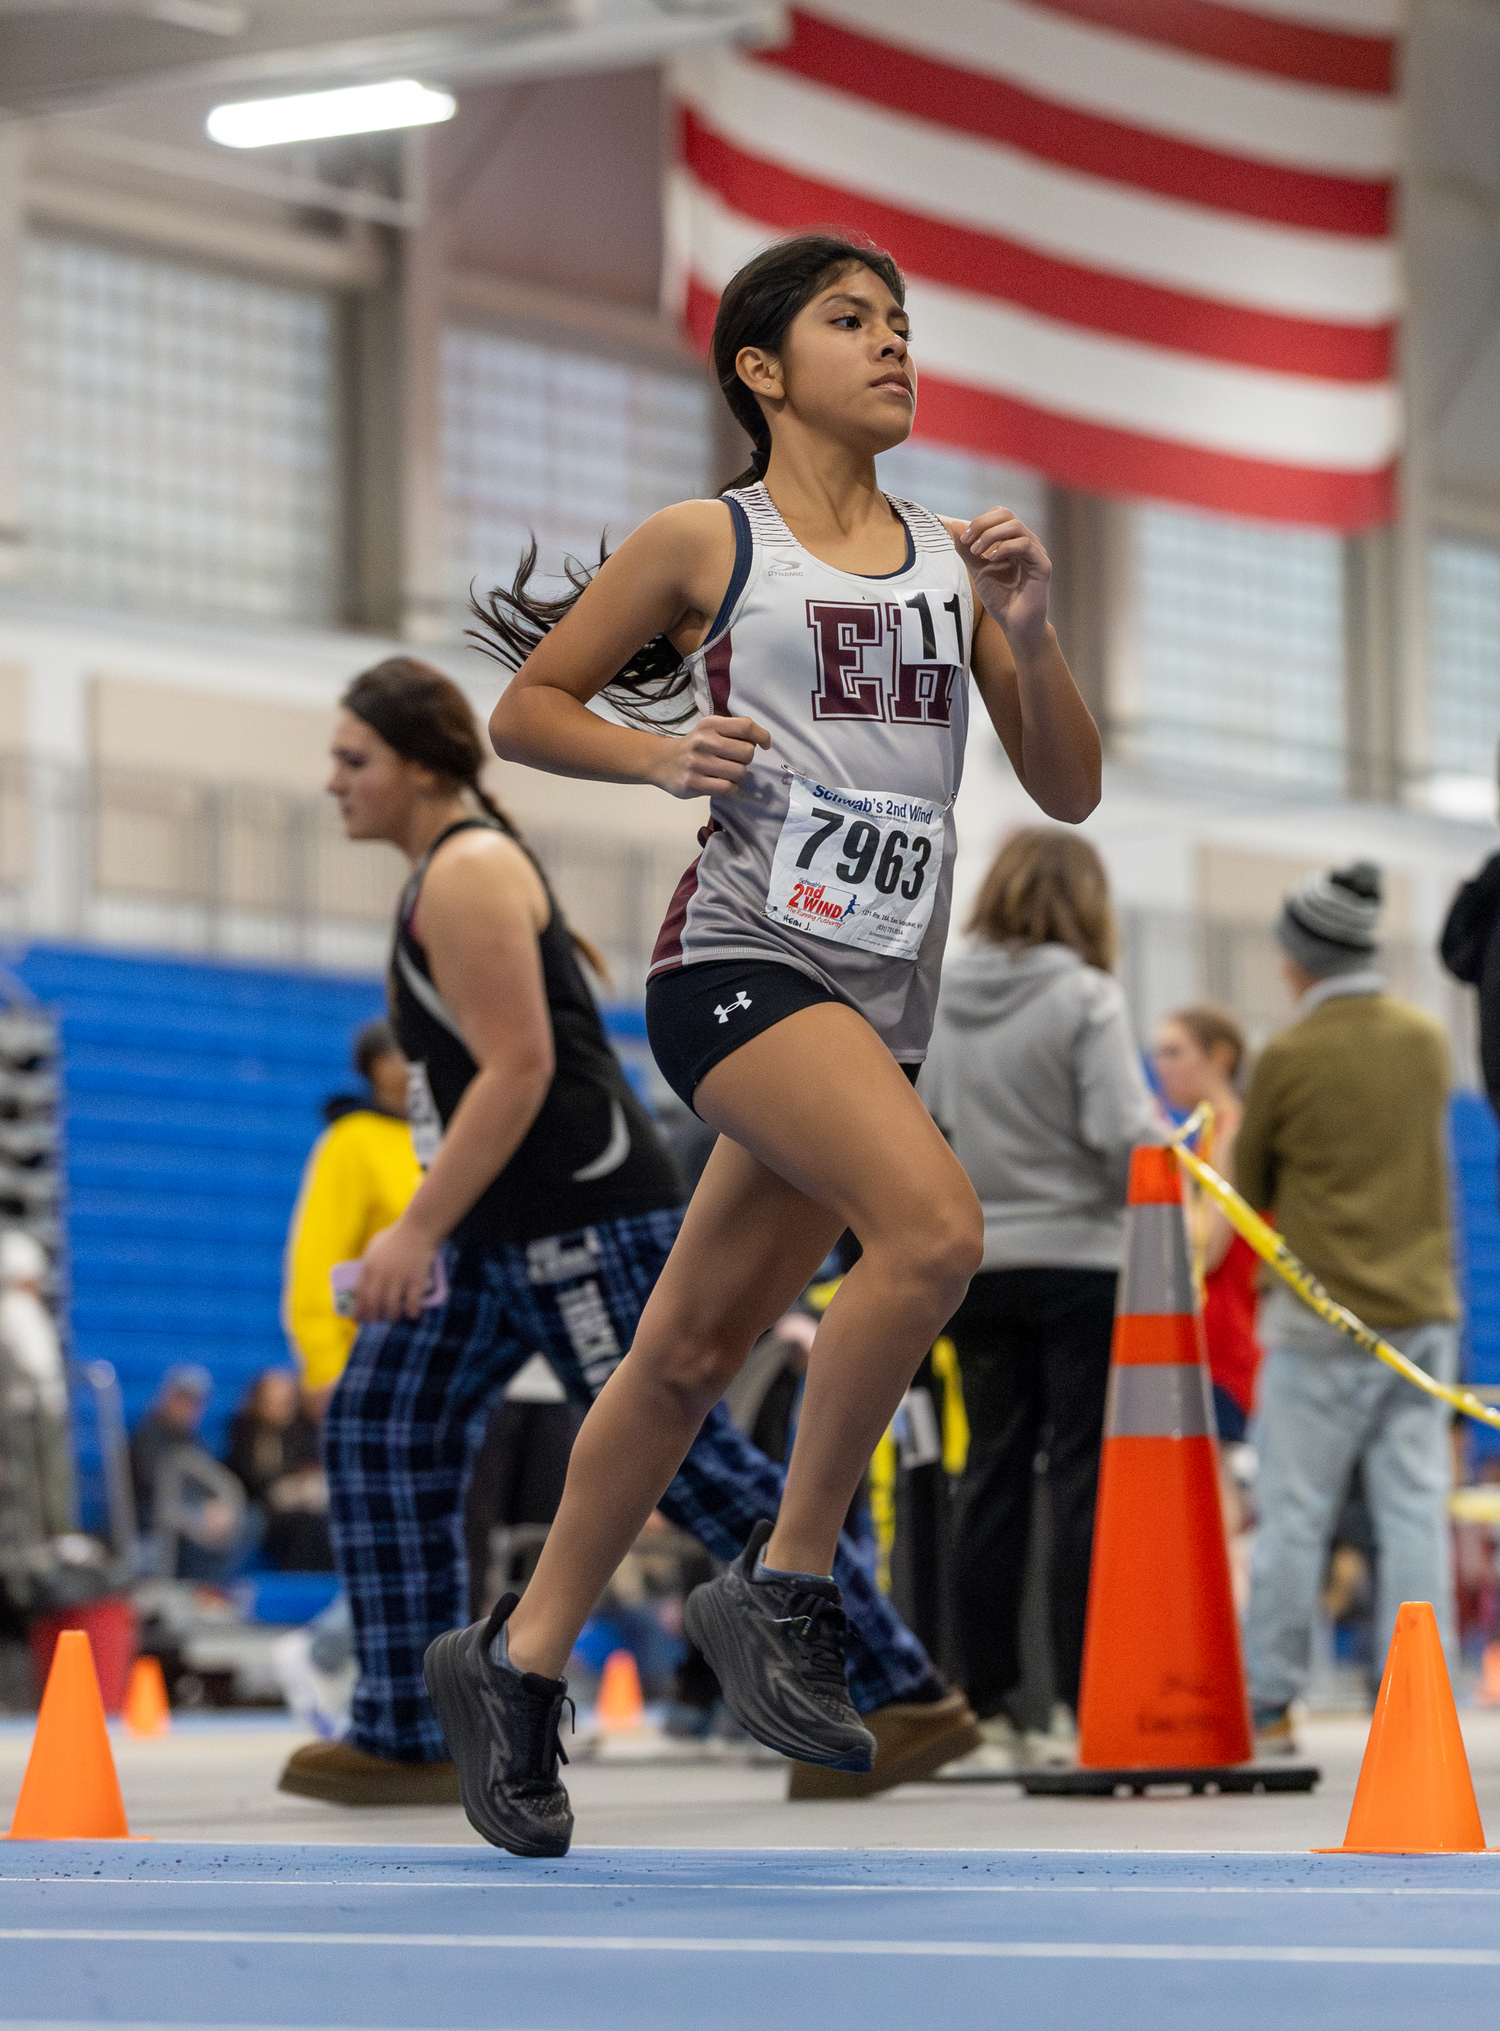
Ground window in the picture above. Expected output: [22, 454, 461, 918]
[21, 234, 340, 625]
[1430, 537, 1500, 784]
[1135, 505, 1345, 792]
[443, 327, 712, 615]
[876, 440, 1046, 538]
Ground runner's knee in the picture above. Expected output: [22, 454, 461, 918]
[870, 1193, 983, 1308]
[633, 1334, 748, 1423]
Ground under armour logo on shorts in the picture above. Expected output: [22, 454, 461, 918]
[714, 992, 752, 1024]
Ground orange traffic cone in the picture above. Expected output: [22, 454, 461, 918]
[595, 1649, 646, 1733]
[1476, 1640, 1500, 1709]
[123, 1655, 171, 1739]
[1315, 1601, 1485, 1854]
[1058, 1144, 1270, 1788]
[8, 1630, 130, 1838]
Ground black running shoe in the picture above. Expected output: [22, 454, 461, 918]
[422, 1593, 574, 1858]
[682, 1520, 875, 1772]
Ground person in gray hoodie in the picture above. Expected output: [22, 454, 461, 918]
[922, 827, 1158, 1764]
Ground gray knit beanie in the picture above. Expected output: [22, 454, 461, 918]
[1276, 861, 1382, 977]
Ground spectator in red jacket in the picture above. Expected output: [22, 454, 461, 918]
[1152, 1006, 1262, 1446]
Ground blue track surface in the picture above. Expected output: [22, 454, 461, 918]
[1, 1844, 1498, 2030]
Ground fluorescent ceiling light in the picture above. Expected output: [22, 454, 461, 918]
[207, 80, 456, 150]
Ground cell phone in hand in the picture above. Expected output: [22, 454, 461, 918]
[330, 1253, 449, 1319]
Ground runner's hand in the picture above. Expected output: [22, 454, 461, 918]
[354, 1217, 437, 1322]
[955, 508, 1052, 649]
[651, 714, 771, 799]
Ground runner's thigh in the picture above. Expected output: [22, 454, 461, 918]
[628, 1133, 845, 1363]
[694, 1000, 977, 1249]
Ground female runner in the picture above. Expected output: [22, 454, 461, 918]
[285, 656, 964, 1810]
[425, 231, 1100, 1856]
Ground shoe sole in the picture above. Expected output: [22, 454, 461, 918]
[422, 1629, 572, 1859]
[277, 1763, 460, 1808]
[786, 1714, 984, 1800]
[683, 1582, 875, 1773]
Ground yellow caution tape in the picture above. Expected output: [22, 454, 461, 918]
[869, 1426, 897, 1593]
[1169, 1104, 1500, 1435]
[802, 1281, 970, 1581]
[929, 1334, 970, 1478]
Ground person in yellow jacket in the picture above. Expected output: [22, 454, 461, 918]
[284, 1021, 421, 1409]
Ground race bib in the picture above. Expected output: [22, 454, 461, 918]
[406, 1061, 444, 1168]
[765, 774, 945, 961]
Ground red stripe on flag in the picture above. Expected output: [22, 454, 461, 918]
[916, 372, 1396, 529]
[755, 11, 1391, 237]
[683, 112, 1393, 383]
[683, 276, 1395, 530]
[1025, 0, 1394, 94]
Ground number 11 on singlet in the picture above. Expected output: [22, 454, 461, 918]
[764, 774, 946, 962]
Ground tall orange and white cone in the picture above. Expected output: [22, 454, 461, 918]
[1075, 1144, 1253, 1771]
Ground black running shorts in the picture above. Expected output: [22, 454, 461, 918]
[646, 958, 920, 1115]
[646, 959, 844, 1113]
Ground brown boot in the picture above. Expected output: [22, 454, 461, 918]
[278, 1739, 461, 1807]
[785, 1688, 983, 1800]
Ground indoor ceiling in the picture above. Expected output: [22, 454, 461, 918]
[0, 0, 780, 115]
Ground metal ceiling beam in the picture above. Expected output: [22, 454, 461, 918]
[0, 1, 784, 117]
[25, 170, 386, 284]
[38, 125, 422, 226]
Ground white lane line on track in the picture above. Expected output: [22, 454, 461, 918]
[3, 1930, 1497, 1965]
[5, 1881, 1500, 1896]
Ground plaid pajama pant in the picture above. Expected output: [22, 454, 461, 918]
[326, 1206, 935, 1762]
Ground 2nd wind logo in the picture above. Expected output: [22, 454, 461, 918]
[787, 879, 857, 923]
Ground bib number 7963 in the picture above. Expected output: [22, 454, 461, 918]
[795, 805, 931, 900]
[764, 774, 945, 961]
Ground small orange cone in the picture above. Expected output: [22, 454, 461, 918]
[1476, 1641, 1500, 1709]
[595, 1649, 646, 1732]
[123, 1656, 171, 1739]
[1076, 1145, 1253, 1770]
[8, 1630, 130, 1839]
[1315, 1601, 1486, 1854]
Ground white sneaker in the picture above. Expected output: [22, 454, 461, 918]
[935, 1712, 1026, 1777]
[1023, 1702, 1078, 1768]
[270, 1628, 356, 1740]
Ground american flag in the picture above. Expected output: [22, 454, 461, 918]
[669, 0, 1400, 530]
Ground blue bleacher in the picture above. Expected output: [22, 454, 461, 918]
[1450, 1092, 1500, 1459]
[12, 944, 387, 1525]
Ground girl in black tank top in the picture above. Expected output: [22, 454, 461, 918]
[392, 816, 679, 1249]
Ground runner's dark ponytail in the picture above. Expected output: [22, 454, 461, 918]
[467, 231, 905, 720]
[342, 657, 609, 981]
[468, 542, 695, 729]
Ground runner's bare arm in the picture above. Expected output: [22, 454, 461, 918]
[942, 509, 1101, 823]
[489, 499, 771, 801]
[354, 832, 555, 1320]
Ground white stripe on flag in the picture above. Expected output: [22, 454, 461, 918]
[676, 52, 1402, 325]
[807, 0, 1399, 174]
[1240, 0, 1399, 27]
[679, 174, 1402, 471]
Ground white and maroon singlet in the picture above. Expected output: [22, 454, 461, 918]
[648, 481, 974, 1062]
